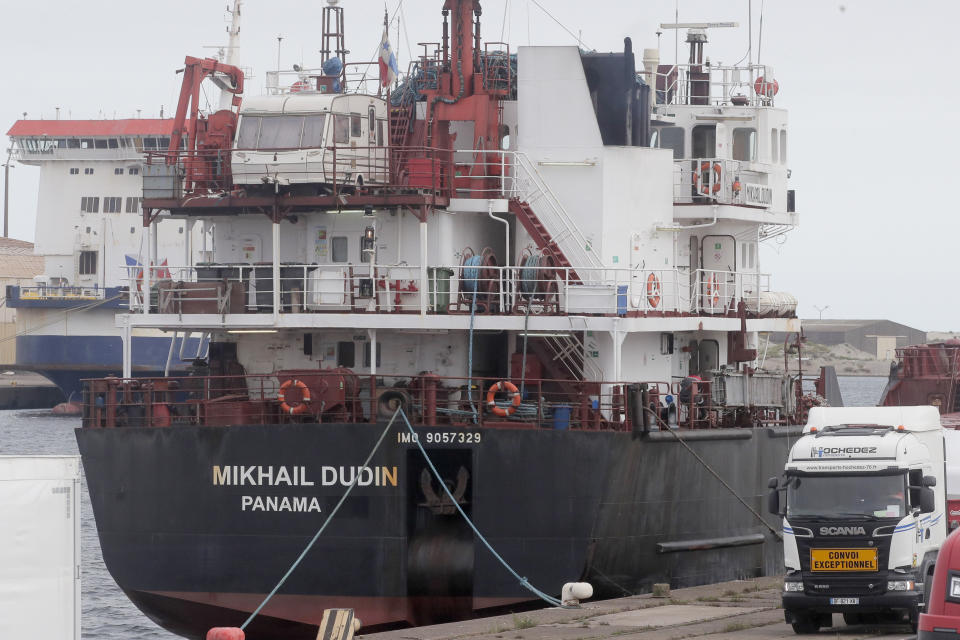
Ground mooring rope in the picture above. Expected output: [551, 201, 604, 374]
[238, 407, 568, 632]
[644, 407, 783, 541]
[239, 409, 402, 630]
[398, 409, 567, 608]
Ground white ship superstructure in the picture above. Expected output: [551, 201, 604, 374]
[117, 11, 800, 427]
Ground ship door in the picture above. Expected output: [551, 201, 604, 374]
[700, 235, 735, 313]
[690, 339, 720, 377]
[406, 448, 474, 624]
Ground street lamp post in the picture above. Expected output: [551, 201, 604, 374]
[813, 304, 830, 320]
[2, 148, 13, 239]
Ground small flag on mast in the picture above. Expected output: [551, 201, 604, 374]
[378, 20, 398, 88]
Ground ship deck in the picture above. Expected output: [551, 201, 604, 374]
[358, 577, 915, 640]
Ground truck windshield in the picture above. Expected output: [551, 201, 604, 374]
[785, 473, 907, 520]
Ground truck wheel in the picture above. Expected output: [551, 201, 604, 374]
[790, 611, 821, 634]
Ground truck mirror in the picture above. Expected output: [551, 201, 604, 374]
[767, 477, 779, 489]
[767, 488, 780, 515]
[922, 475, 937, 487]
[920, 487, 936, 514]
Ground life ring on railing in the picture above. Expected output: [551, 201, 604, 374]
[486, 380, 522, 417]
[707, 273, 722, 308]
[646, 273, 661, 309]
[692, 161, 722, 195]
[279, 379, 312, 415]
[754, 76, 779, 99]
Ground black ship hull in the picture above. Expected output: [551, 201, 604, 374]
[76, 422, 796, 639]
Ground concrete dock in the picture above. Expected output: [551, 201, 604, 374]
[359, 578, 916, 640]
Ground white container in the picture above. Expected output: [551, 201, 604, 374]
[0, 456, 81, 640]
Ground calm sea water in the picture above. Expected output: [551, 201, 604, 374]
[0, 376, 889, 639]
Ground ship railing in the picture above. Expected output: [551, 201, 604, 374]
[125, 263, 773, 318]
[14, 285, 106, 301]
[264, 65, 384, 96]
[79, 372, 717, 431]
[651, 63, 776, 108]
[672, 158, 778, 210]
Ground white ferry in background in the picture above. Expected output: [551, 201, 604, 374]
[4, 119, 205, 400]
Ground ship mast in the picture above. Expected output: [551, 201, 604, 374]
[218, 0, 243, 110]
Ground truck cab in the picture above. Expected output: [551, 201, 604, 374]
[769, 406, 946, 633]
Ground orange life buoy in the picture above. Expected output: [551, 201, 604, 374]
[279, 379, 312, 415]
[486, 380, 522, 417]
[692, 161, 722, 195]
[707, 273, 721, 308]
[646, 273, 661, 309]
[754, 76, 779, 99]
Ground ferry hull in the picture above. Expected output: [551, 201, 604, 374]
[16, 334, 203, 399]
[76, 422, 795, 639]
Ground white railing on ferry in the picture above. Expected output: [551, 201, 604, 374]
[126, 264, 769, 317]
[652, 63, 775, 108]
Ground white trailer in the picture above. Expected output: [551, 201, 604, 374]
[0, 456, 82, 640]
[232, 92, 389, 189]
[769, 406, 946, 634]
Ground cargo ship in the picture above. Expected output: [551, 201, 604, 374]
[76, 2, 807, 638]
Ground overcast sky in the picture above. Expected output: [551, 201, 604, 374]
[2, 0, 956, 330]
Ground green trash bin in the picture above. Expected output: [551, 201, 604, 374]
[428, 267, 453, 313]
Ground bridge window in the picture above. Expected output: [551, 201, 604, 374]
[103, 197, 122, 213]
[732, 127, 756, 162]
[377, 120, 385, 147]
[80, 197, 99, 212]
[114, 168, 124, 175]
[692, 125, 715, 159]
[125, 197, 140, 213]
[128, 167, 140, 175]
[651, 126, 684, 159]
[368, 107, 376, 143]
[350, 113, 362, 137]
[69, 167, 79, 175]
[79, 251, 98, 275]
[770, 128, 778, 163]
[780, 130, 787, 164]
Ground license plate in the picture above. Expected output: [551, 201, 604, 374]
[810, 548, 878, 572]
[830, 597, 860, 605]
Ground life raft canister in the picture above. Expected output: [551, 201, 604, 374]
[486, 380, 522, 417]
[692, 161, 722, 195]
[279, 379, 312, 415]
[646, 273, 661, 308]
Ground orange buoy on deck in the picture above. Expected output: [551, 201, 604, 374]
[207, 628, 244, 640]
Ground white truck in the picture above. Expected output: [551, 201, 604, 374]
[768, 406, 947, 634]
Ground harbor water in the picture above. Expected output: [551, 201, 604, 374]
[0, 376, 890, 640]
